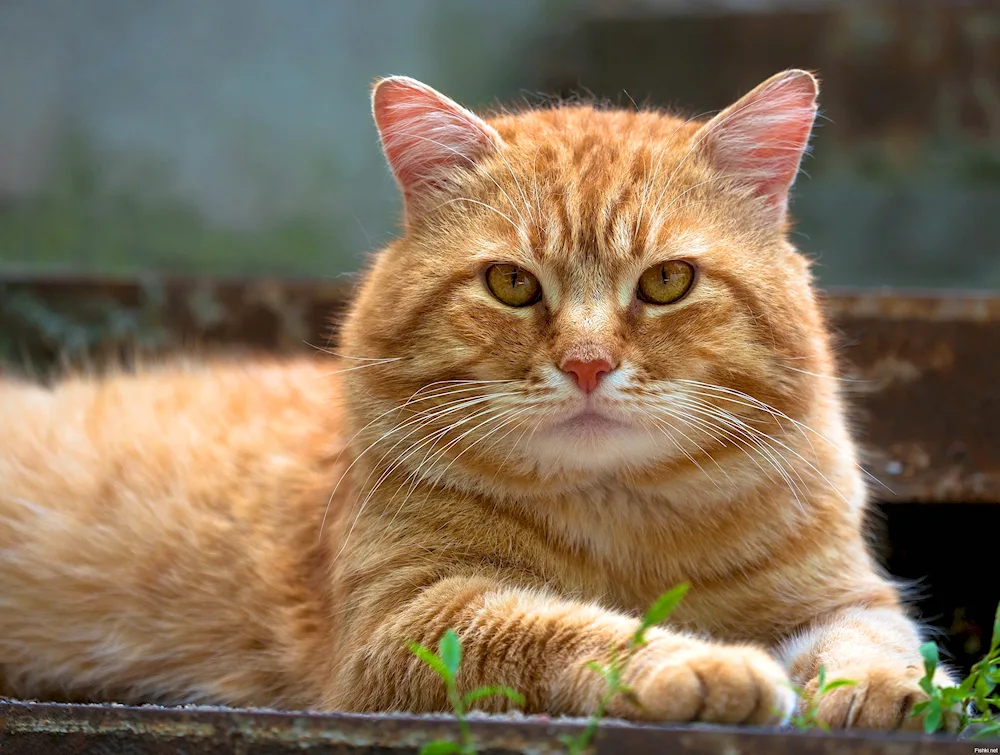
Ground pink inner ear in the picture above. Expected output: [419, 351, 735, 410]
[737, 100, 815, 196]
[372, 77, 498, 205]
[703, 72, 819, 217]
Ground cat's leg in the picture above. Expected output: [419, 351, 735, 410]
[331, 575, 796, 723]
[776, 605, 957, 730]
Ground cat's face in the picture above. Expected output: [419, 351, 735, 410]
[341, 72, 830, 488]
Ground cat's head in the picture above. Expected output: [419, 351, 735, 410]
[340, 71, 834, 491]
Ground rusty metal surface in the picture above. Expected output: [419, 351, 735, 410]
[822, 289, 1000, 504]
[1, 275, 998, 504]
[0, 699, 978, 754]
[0, 274, 353, 367]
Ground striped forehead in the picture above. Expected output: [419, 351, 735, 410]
[477, 125, 705, 297]
[531, 137, 648, 262]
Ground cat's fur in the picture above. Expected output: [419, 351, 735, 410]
[0, 71, 953, 729]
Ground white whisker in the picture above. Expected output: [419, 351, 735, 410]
[781, 364, 867, 383]
[433, 197, 525, 239]
[369, 404, 522, 543]
[483, 134, 535, 228]
[306, 347, 404, 363]
[670, 382, 853, 504]
[488, 413, 538, 484]
[317, 380, 521, 542]
[337, 401, 511, 560]
[531, 144, 544, 226]
[382, 406, 530, 536]
[658, 403, 799, 500]
[319, 360, 408, 378]
[646, 413, 728, 493]
[323, 394, 495, 551]
[633, 108, 717, 247]
[662, 399, 806, 511]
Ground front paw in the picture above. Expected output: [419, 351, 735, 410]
[806, 662, 958, 731]
[612, 642, 796, 725]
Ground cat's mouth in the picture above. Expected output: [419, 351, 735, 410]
[548, 409, 632, 436]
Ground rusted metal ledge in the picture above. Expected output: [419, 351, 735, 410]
[0, 275, 998, 503]
[0, 699, 978, 754]
[820, 289, 1000, 504]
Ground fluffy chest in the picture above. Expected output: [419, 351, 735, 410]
[487, 481, 800, 616]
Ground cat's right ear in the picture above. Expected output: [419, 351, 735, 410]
[694, 69, 819, 227]
[372, 76, 501, 218]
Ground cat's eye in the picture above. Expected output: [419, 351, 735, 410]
[485, 264, 542, 307]
[637, 260, 695, 305]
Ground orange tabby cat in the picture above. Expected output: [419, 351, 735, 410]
[0, 70, 954, 730]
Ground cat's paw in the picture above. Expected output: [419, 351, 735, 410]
[613, 642, 796, 725]
[806, 662, 958, 731]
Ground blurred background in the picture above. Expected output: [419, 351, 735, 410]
[1, 0, 999, 287]
[0, 0, 998, 679]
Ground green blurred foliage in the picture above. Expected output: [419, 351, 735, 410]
[0, 137, 346, 277]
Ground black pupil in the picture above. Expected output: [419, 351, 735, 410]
[510, 269, 521, 288]
[661, 265, 669, 285]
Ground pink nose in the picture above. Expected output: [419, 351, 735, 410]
[561, 358, 614, 395]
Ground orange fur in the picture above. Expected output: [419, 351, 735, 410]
[0, 71, 951, 730]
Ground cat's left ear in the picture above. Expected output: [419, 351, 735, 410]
[695, 69, 819, 226]
[372, 76, 501, 218]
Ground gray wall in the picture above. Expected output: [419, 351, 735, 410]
[0, 0, 565, 276]
[0, 0, 997, 288]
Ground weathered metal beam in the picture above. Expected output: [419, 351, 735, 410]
[0, 699, 978, 754]
[823, 290, 1000, 504]
[1, 276, 998, 503]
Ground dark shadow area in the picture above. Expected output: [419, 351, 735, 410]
[869, 502, 1000, 677]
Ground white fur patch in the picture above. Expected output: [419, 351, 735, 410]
[774, 680, 800, 726]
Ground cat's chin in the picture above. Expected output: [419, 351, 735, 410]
[524, 410, 665, 474]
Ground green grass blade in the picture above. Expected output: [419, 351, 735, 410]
[924, 702, 943, 734]
[991, 602, 1000, 654]
[819, 679, 858, 692]
[558, 733, 585, 755]
[974, 722, 1000, 740]
[920, 642, 939, 672]
[408, 641, 450, 681]
[976, 674, 996, 699]
[462, 685, 525, 707]
[439, 629, 462, 679]
[419, 741, 462, 755]
[633, 583, 689, 645]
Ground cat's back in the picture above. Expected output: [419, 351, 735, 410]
[0, 356, 347, 705]
[1, 356, 344, 517]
